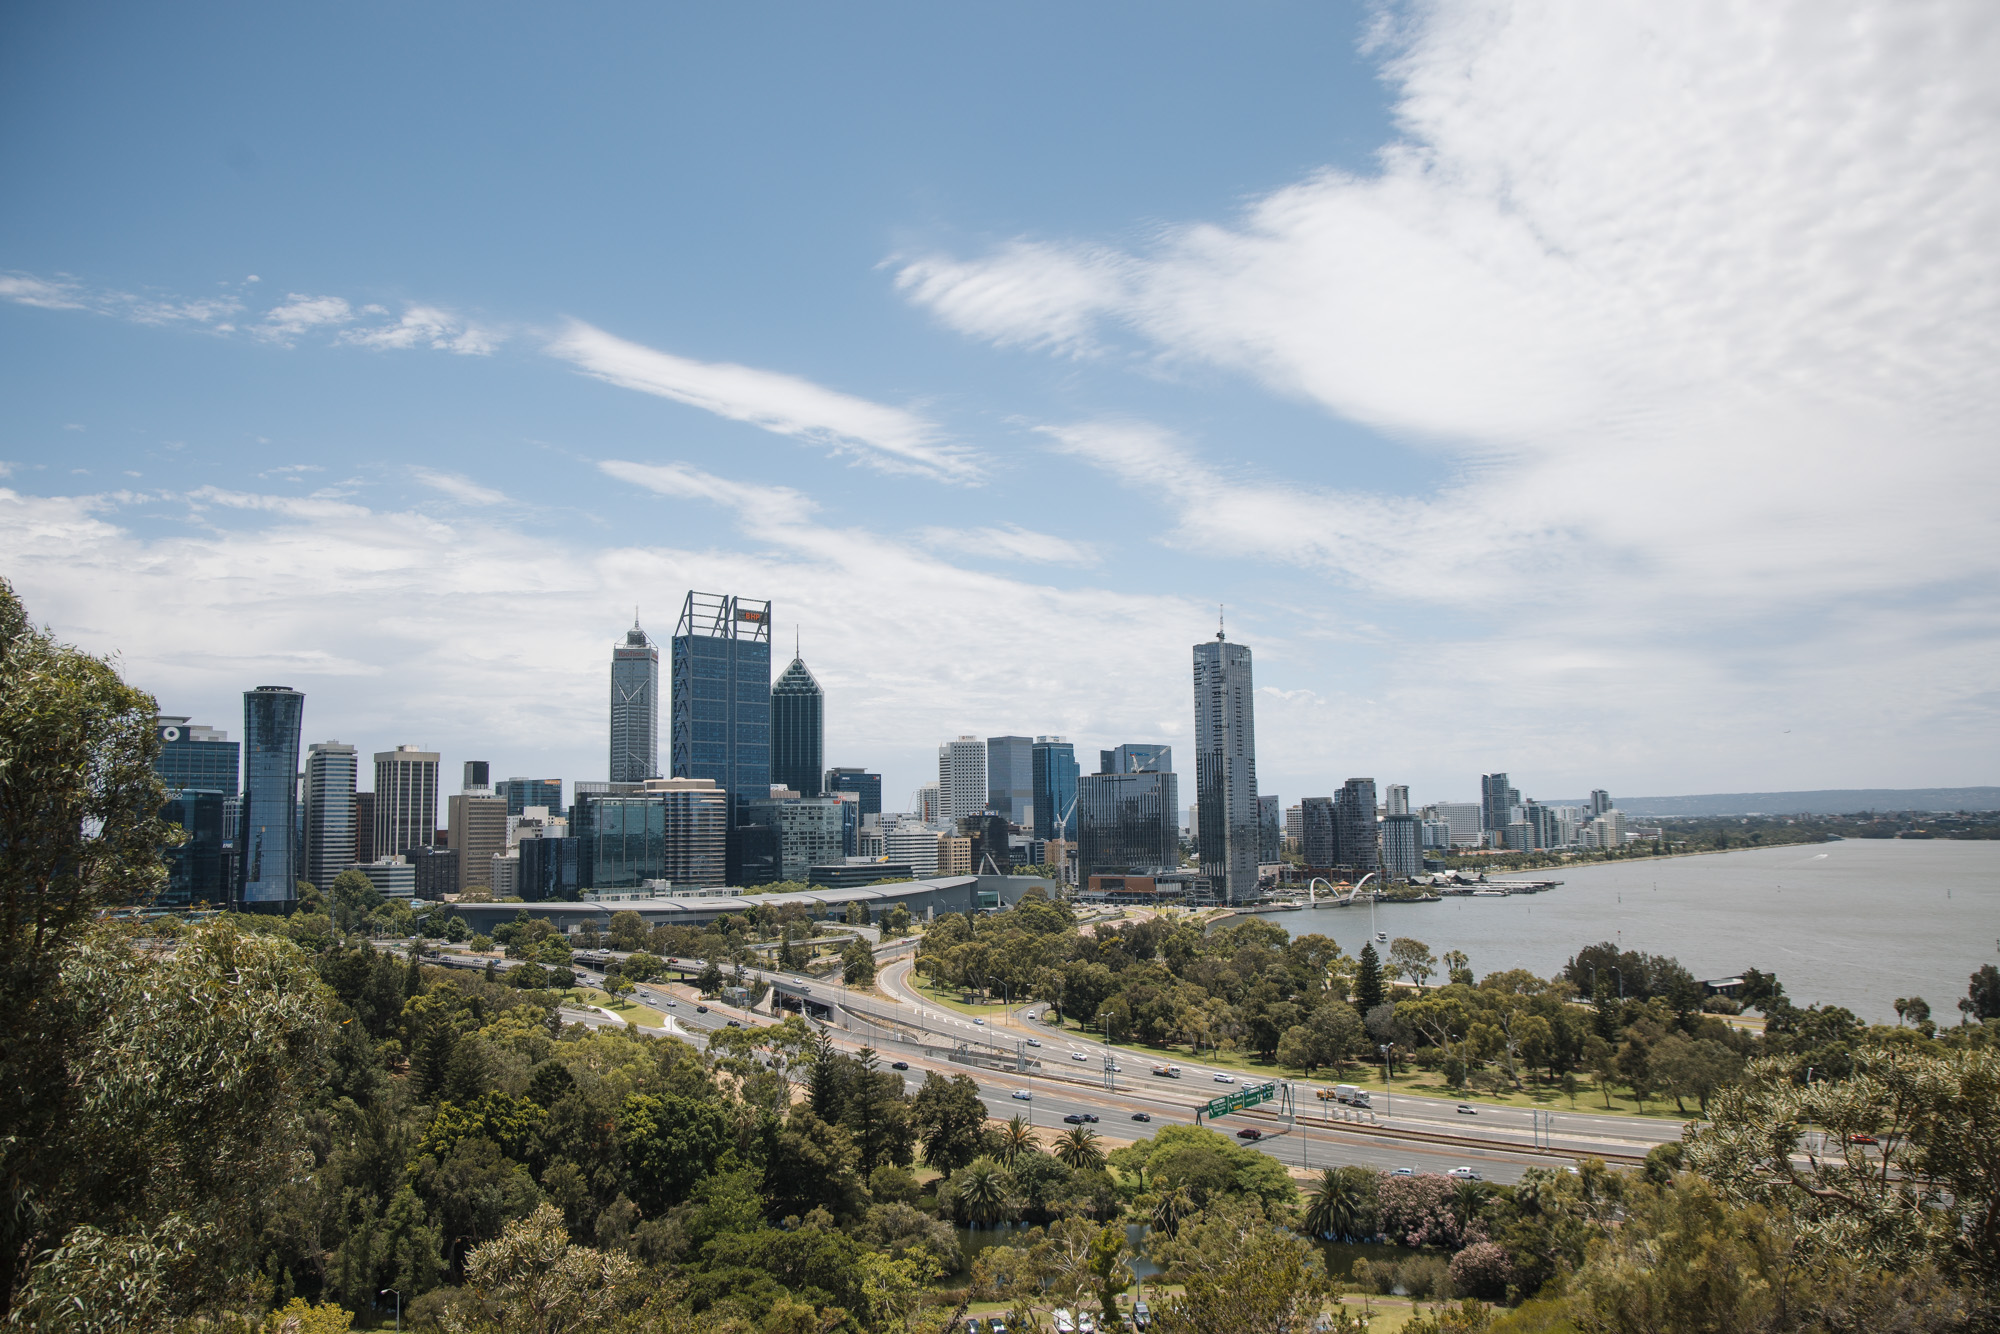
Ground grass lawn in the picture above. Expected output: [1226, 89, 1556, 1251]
[562, 987, 666, 1029]
[907, 973, 1031, 1020]
[1032, 1014, 1688, 1120]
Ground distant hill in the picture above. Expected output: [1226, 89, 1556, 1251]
[1590, 788, 2000, 817]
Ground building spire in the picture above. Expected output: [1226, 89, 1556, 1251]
[1217, 603, 1226, 641]
[795, 624, 801, 660]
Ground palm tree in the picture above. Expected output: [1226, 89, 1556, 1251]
[1054, 1126, 1105, 1172]
[1150, 1184, 1195, 1238]
[956, 1156, 1011, 1229]
[998, 1114, 1038, 1166]
[1302, 1168, 1369, 1241]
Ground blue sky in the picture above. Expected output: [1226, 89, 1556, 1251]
[4, 1, 1996, 810]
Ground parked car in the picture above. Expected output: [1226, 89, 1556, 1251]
[1213, 1073, 1236, 1084]
[890, 1061, 909, 1071]
[1235, 1127, 1263, 1141]
[1447, 1166, 1482, 1181]
[966, 1321, 984, 1334]
[1131, 1299, 1151, 1330]
[1012, 1089, 1034, 1101]
[1131, 1112, 1152, 1122]
[1456, 1103, 1477, 1116]
[1026, 1038, 1042, 1047]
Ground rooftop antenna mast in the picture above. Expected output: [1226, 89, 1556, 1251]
[1217, 603, 1226, 641]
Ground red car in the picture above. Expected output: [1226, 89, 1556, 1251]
[1848, 1133, 1879, 1145]
[1235, 1127, 1262, 1141]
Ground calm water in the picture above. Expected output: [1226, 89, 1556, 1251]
[1250, 840, 2000, 1023]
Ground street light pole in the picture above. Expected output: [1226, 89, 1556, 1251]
[1379, 1043, 1395, 1120]
[381, 1289, 401, 1333]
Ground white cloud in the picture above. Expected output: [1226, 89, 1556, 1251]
[918, 522, 1101, 566]
[254, 294, 353, 344]
[0, 484, 1207, 806]
[412, 468, 508, 506]
[344, 305, 500, 355]
[551, 320, 982, 484]
[0, 274, 88, 310]
[895, 0, 2000, 722]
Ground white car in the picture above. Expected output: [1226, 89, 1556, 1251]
[1026, 1038, 1042, 1047]
[1012, 1089, 1034, 1101]
[974, 1017, 985, 1025]
[1447, 1166, 1482, 1182]
[1071, 1051, 1090, 1062]
[662, 998, 678, 1008]
[1213, 1073, 1236, 1084]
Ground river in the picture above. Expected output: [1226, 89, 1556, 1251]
[1242, 839, 1999, 1023]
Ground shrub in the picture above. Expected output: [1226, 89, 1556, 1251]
[1397, 1253, 1452, 1300]
[1448, 1242, 1516, 1301]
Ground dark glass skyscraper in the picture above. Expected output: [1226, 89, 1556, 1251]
[1077, 770, 1179, 878]
[770, 648, 824, 796]
[1030, 737, 1078, 840]
[1335, 777, 1380, 875]
[499, 777, 564, 817]
[160, 789, 226, 906]
[1481, 772, 1519, 836]
[1101, 743, 1172, 775]
[610, 620, 661, 782]
[987, 736, 1034, 825]
[238, 686, 304, 908]
[1193, 631, 1259, 903]
[671, 590, 771, 828]
[827, 767, 881, 816]
[155, 715, 240, 794]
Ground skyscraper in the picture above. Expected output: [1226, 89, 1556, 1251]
[1102, 743, 1173, 775]
[303, 741, 357, 890]
[770, 646, 825, 797]
[238, 686, 305, 908]
[1030, 736, 1078, 840]
[827, 767, 881, 816]
[671, 591, 771, 825]
[463, 760, 490, 790]
[1258, 793, 1280, 863]
[986, 736, 1034, 825]
[938, 736, 987, 820]
[154, 715, 239, 794]
[499, 777, 563, 818]
[154, 714, 237, 908]
[1590, 789, 1614, 817]
[1382, 812, 1422, 878]
[374, 746, 440, 860]
[1335, 778, 1380, 875]
[449, 790, 508, 896]
[1480, 773, 1520, 837]
[1192, 630, 1259, 903]
[610, 619, 661, 783]
[1385, 784, 1410, 816]
[1300, 797, 1336, 869]
[1077, 770, 1179, 878]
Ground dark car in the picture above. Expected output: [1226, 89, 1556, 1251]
[1082, 1113, 1099, 1123]
[1235, 1127, 1262, 1141]
[891, 1061, 910, 1071]
[1130, 1112, 1152, 1122]
[1131, 1299, 1151, 1330]
[695, 1004, 709, 1013]
[725, 1020, 743, 1029]
[1063, 1113, 1087, 1124]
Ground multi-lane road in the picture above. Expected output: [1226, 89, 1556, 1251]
[403, 939, 1687, 1186]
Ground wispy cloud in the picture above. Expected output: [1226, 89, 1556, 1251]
[918, 522, 1100, 566]
[1, 271, 244, 325]
[412, 468, 508, 506]
[553, 321, 982, 484]
[344, 305, 499, 356]
[254, 294, 353, 345]
[599, 459, 818, 527]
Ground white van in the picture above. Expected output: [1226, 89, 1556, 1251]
[1334, 1084, 1371, 1107]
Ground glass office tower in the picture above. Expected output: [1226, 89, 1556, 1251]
[238, 686, 305, 908]
[303, 741, 358, 890]
[1030, 737, 1078, 841]
[827, 768, 881, 817]
[499, 777, 564, 818]
[1076, 770, 1179, 878]
[1192, 631, 1260, 903]
[986, 736, 1034, 825]
[1334, 777, 1380, 874]
[610, 620, 661, 782]
[672, 591, 771, 879]
[155, 715, 240, 793]
[770, 650, 824, 796]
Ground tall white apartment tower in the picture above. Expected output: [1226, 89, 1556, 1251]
[374, 745, 440, 860]
[303, 741, 358, 889]
[1385, 784, 1411, 816]
[938, 736, 988, 820]
[610, 619, 661, 783]
[1192, 626, 1260, 904]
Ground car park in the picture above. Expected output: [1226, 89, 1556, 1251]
[1235, 1127, 1262, 1141]
[891, 1061, 909, 1070]
[1131, 1112, 1152, 1122]
[1012, 1089, 1033, 1101]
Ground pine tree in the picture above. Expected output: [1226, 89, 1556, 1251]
[1354, 943, 1385, 1016]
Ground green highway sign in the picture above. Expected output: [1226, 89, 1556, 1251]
[1201, 1082, 1278, 1120]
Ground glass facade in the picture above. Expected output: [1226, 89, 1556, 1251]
[1258, 793, 1281, 863]
[573, 793, 668, 890]
[986, 736, 1034, 825]
[154, 716, 240, 794]
[374, 747, 440, 860]
[160, 789, 226, 906]
[1192, 636, 1259, 903]
[499, 777, 563, 818]
[303, 741, 357, 891]
[1102, 743, 1172, 775]
[239, 687, 305, 907]
[610, 622, 661, 782]
[519, 836, 582, 901]
[1077, 771, 1179, 878]
[743, 796, 844, 882]
[1334, 777, 1380, 874]
[827, 768, 881, 817]
[770, 654, 824, 796]
[1382, 812, 1423, 878]
[1030, 737, 1078, 840]
[671, 591, 771, 823]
